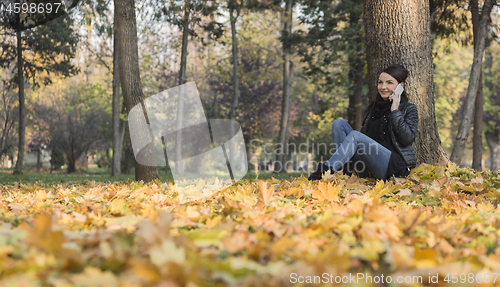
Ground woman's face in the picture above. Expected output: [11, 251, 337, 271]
[378, 72, 401, 100]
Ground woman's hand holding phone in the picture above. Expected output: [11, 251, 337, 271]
[390, 83, 404, 111]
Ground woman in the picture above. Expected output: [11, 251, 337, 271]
[308, 64, 418, 181]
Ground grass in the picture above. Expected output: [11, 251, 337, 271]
[0, 167, 308, 186]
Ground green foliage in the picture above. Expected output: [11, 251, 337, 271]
[0, 14, 80, 88]
[432, 38, 473, 152]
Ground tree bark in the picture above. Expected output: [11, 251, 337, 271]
[14, 28, 25, 174]
[347, 1, 364, 131]
[472, 74, 483, 170]
[483, 49, 498, 171]
[174, 0, 190, 176]
[485, 132, 500, 171]
[347, 57, 364, 131]
[229, 2, 240, 169]
[115, 0, 158, 181]
[364, 0, 449, 166]
[450, 0, 495, 164]
[274, 0, 293, 173]
[471, 0, 482, 170]
[111, 10, 121, 177]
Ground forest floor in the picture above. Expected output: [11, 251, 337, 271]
[0, 164, 500, 286]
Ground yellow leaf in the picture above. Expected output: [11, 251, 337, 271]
[255, 180, 274, 208]
[312, 182, 342, 203]
[149, 240, 186, 267]
[69, 267, 118, 287]
[186, 206, 201, 219]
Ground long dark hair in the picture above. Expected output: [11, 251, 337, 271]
[362, 64, 409, 125]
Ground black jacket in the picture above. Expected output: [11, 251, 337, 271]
[360, 101, 418, 169]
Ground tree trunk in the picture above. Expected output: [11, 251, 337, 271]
[67, 158, 76, 174]
[14, 28, 25, 174]
[274, 0, 293, 173]
[36, 149, 41, 172]
[471, 0, 486, 171]
[364, 0, 449, 166]
[115, 0, 158, 182]
[483, 49, 498, 171]
[347, 1, 364, 131]
[485, 132, 500, 171]
[111, 10, 122, 177]
[450, 0, 495, 164]
[229, 3, 240, 169]
[347, 56, 364, 131]
[472, 73, 484, 171]
[174, 0, 190, 176]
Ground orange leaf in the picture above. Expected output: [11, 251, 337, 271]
[255, 180, 274, 208]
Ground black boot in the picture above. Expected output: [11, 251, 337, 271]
[308, 163, 332, 181]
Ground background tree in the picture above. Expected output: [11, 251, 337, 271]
[450, 0, 495, 164]
[35, 78, 109, 173]
[293, 0, 365, 131]
[484, 45, 500, 170]
[274, 0, 294, 173]
[0, 68, 18, 169]
[0, 1, 80, 174]
[363, 0, 449, 166]
[115, 0, 158, 181]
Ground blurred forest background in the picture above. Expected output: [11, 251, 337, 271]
[1, 0, 500, 178]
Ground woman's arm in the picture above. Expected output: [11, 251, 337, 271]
[390, 104, 418, 146]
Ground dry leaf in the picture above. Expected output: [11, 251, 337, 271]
[255, 180, 275, 208]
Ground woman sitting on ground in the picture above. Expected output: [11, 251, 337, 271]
[308, 64, 418, 181]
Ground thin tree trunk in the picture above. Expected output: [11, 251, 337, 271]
[471, 0, 483, 171]
[347, 58, 364, 131]
[14, 28, 25, 174]
[485, 132, 500, 171]
[483, 50, 499, 171]
[229, 2, 240, 168]
[347, 0, 364, 131]
[472, 73, 484, 171]
[364, 0, 449, 166]
[111, 11, 121, 176]
[450, 0, 495, 164]
[175, 0, 190, 176]
[115, 0, 158, 182]
[275, 0, 293, 173]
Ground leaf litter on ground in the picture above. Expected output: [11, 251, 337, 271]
[0, 163, 499, 286]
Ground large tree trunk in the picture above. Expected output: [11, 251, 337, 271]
[14, 28, 25, 174]
[228, 3, 240, 170]
[450, 0, 495, 164]
[364, 0, 449, 166]
[274, 0, 293, 173]
[115, 0, 158, 181]
[111, 10, 122, 177]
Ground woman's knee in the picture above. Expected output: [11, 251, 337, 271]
[331, 119, 349, 132]
[348, 130, 364, 140]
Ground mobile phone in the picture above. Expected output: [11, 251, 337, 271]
[394, 83, 404, 96]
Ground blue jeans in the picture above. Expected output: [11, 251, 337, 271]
[325, 119, 391, 180]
